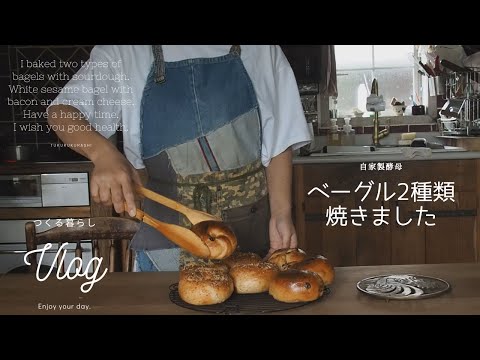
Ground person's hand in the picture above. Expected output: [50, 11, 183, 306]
[265, 210, 298, 259]
[90, 146, 142, 217]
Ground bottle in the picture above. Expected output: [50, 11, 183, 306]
[328, 118, 341, 145]
[341, 117, 356, 146]
[331, 96, 338, 119]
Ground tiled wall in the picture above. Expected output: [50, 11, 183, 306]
[315, 115, 438, 136]
[317, 123, 439, 136]
[0, 45, 93, 149]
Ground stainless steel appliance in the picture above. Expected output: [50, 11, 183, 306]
[41, 173, 89, 207]
[0, 172, 89, 208]
[0, 175, 42, 207]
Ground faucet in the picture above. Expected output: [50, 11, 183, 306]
[370, 79, 390, 146]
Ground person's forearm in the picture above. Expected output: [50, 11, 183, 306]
[266, 147, 293, 216]
[48, 105, 141, 215]
[47, 104, 117, 162]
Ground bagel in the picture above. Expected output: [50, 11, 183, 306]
[267, 248, 307, 270]
[289, 255, 335, 286]
[190, 221, 238, 260]
[269, 269, 324, 303]
[223, 251, 262, 268]
[179, 261, 229, 276]
[229, 262, 279, 294]
[178, 266, 234, 305]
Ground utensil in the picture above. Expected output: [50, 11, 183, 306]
[132, 207, 211, 258]
[434, 55, 441, 76]
[136, 185, 221, 225]
[440, 59, 469, 73]
[419, 61, 436, 77]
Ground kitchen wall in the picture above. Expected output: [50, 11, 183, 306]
[0, 45, 94, 159]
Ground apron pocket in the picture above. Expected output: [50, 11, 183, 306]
[222, 195, 270, 258]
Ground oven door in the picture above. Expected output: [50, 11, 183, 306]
[0, 175, 42, 207]
[0, 219, 93, 274]
[41, 173, 89, 207]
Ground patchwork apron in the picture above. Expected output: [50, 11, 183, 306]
[131, 45, 270, 271]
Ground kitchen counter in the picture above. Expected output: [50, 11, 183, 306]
[293, 150, 480, 164]
[437, 136, 480, 152]
[0, 160, 93, 174]
[1, 263, 479, 315]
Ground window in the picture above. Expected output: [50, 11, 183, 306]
[334, 45, 418, 117]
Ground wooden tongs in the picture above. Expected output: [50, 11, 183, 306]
[129, 186, 222, 258]
[136, 186, 221, 224]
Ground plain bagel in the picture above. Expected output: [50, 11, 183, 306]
[269, 269, 324, 303]
[229, 261, 279, 294]
[223, 251, 262, 268]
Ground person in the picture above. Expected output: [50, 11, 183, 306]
[47, 45, 312, 271]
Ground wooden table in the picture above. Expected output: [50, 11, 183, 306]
[1, 263, 479, 315]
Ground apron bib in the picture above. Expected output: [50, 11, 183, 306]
[132, 45, 270, 270]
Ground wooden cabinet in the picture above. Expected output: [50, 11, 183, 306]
[295, 162, 396, 266]
[440, 136, 480, 151]
[293, 159, 480, 266]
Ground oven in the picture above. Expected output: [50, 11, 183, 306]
[0, 175, 42, 207]
[0, 173, 89, 208]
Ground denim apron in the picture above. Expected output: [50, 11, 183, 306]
[132, 45, 270, 271]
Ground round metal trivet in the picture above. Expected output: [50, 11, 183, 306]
[169, 283, 330, 314]
[357, 274, 450, 300]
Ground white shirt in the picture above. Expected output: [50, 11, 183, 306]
[53, 45, 312, 169]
